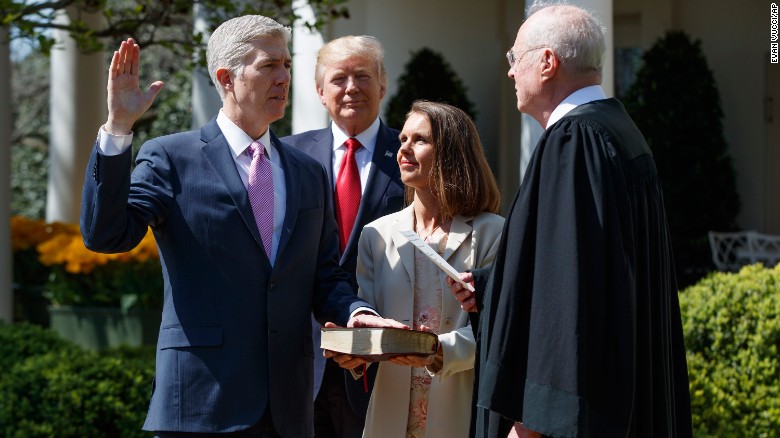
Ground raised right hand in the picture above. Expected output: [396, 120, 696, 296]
[104, 38, 164, 135]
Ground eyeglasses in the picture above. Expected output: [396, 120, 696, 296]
[506, 46, 547, 68]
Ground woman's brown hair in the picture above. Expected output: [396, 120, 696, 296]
[404, 100, 501, 220]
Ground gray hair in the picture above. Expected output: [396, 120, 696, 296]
[207, 15, 292, 99]
[524, 1, 606, 74]
[315, 35, 387, 88]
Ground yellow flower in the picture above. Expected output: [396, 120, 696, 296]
[10, 216, 76, 251]
[35, 223, 158, 274]
[17, 218, 163, 309]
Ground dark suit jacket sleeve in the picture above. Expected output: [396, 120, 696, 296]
[81, 139, 170, 253]
[308, 159, 374, 327]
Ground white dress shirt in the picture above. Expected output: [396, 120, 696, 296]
[217, 111, 286, 265]
[330, 117, 381, 193]
[546, 85, 608, 128]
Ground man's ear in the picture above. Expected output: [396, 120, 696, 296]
[216, 68, 233, 92]
[316, 84, 327, 106]
[539, 48, 558, 81]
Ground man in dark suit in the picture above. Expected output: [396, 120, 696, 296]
[80, 16, 404, 437]
[282, 35, 404, 438]
[449, 3, 692, 438]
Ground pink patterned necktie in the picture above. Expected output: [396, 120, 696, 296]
[248, 140, 274, 259]
[334, 138, 362, 252]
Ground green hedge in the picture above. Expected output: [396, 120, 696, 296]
[0, 322, 155, 437]
[680, 264, 780, 437]
[0, 322, 72, 370]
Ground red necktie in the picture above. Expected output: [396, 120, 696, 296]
[334, 138, 362, 252]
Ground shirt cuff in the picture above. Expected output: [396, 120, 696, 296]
[98, 125, 133, 156]
[349, 307, 379, 319]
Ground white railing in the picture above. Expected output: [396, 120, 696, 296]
[708, 231, 780, 271]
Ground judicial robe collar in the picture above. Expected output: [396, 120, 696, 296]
[546, 85, 607, 129]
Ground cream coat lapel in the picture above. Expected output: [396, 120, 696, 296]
[443, 215, 473, 264]
[390, 204, 417, 286]
[440, 215, 474, 330]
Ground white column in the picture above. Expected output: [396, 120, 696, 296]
[577, 0, 614, 96]
[46, 9, 106, 223]
[519, 0, 614, 181]
[191, 4, 222, 129]
[519, 114, 544, 182]
[291, 0, 328, 134]
[0, 27, 12, 323]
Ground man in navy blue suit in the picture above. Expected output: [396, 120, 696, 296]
[282, 35, 404, 438]
[80, 16, 404, 437]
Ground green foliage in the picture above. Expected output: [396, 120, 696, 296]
[12, 246, 48, 288]
[131, 45, 193, 148]
[10, 50, 49, 219]
[4, 0, 350, 67]
[0, 322, 73, 370]
[385, 47, 476, 129]
[623, 31, 740, 287]
[45, 260, 164, 310]
[10, 144, 47, 219]
[0, 322, 156, 437]
[680, 264, 780, 436]
[9, 39, 193, 219]
[7, 0, 348, 218]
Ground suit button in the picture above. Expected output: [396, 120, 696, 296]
[444, 317, 453, 327]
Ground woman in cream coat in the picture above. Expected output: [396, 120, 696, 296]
[347, 101, 504, 438]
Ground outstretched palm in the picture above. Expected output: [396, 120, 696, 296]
[106, 38, 164, 134]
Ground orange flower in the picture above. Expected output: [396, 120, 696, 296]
[11, 217, 80, 249]
[18, 218, 163, 309]
[35, 223, 158, 274]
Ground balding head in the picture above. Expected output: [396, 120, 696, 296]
[507, 2, 606, 125]
[522, 3, 606, 76]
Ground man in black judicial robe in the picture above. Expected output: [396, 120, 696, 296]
[449, 4, 692, 437]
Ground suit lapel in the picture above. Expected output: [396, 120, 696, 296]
[390, 205, 417, 284]
[343, 123, 400, 263]
[298, 128, 334, 184]
[199, 121, 266, 253]
[443, 215, 473, 262]
[308, 129, 337, 222]
[295, 128, 337, 230]
[273, 132, 300, 260]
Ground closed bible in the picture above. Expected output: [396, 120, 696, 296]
[320, 327, 438, 361]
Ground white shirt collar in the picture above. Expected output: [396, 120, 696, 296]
[331, 117, 380, 154]
[546, 85, 607, 128]
[217, 110, 275, 160]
